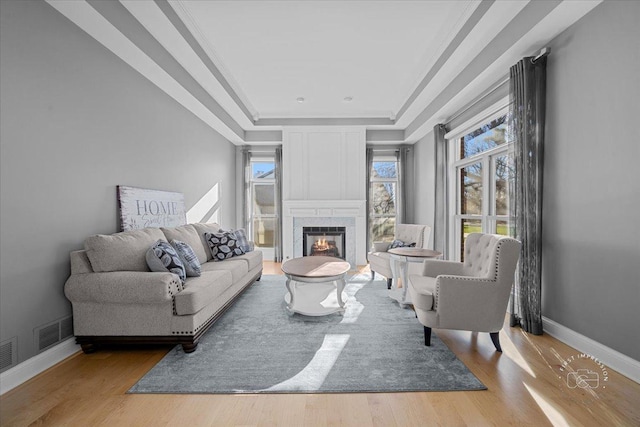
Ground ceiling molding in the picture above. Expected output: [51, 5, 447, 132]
[46, 0, 244, 144]
[153, 0, 256, 126]
[255, 117, 395, 127]
[45, 0, 604, 146]
[404, 0, 602, 143]
[168, 0, 258, 121]
[394, 0, 494, 123]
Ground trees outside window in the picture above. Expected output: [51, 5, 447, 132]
[250, 160, 276, 255]
[451, 113, 512, 260]
[370, 157, 398, 243]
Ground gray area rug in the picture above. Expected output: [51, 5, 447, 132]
[129, 274, 486, 394]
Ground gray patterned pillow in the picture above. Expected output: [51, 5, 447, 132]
[170, 240, 201, 277]
[146, 240, 186, 282]
[389, 239, 416, 249]
[204, 231, 245, 261]
[232, 228, 252, 252]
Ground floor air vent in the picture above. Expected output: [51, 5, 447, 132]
[0, 337, 18, 373]
[60, 316, 74, 340]
[34, 315, 74, 353]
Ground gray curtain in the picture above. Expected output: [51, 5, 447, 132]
[365, 147, 374, 250]
[241, 147, 251, 232]
[433, 124, 448, 257]
[274, 147, 283, 262]
[508, 54, 547, 335]
[396, 146, 411, 225]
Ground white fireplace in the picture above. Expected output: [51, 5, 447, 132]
[281, 127, 367, 267]
[283, 200, 367, 267]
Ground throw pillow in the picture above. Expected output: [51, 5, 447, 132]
[204, 231, 246, 261]
[146, 240, 186, 282]
[170, 240, 202, 277]
[232, 228, 252, 252]
[389, 239, 417, 249]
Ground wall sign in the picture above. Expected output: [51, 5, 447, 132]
[117, 185, 186, 231]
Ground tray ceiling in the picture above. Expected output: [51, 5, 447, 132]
[46, 0, 602, 144]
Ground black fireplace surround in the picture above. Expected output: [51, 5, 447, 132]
[302, 226, 346, 259]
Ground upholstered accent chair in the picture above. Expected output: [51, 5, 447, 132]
[368, 224, 432, 289]
[408, 233, 521, 352]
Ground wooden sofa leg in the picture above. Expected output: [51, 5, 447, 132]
[371, 270, 375, 280]
[490, 332, 502, 352]
[80, 343, 96, 354]
[387, 278, 392, 290]
[424, 326, 432, 346]
[256, 274, 262, 281]
[182, 342, 199, 353]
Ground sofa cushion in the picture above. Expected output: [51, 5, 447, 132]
[161, 224, 208, 264]
[192, 222, 222, 261]
[85, 228, 166, 272]
[201, 259, 248, 283]
[204, 231, 246, 261]
[171, 240, 201, 277]
[408, 275, 436, 311]
[233, 250, 263, 271]
[174, 270, 233, 315]
[146, 240, 186, 282]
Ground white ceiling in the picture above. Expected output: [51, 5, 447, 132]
[174, 0, 479, 120]
[47, 0, 603, 144]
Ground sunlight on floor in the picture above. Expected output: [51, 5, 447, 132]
[524, 382, 571, 427]
[500, 333, 536, 378]
[339, 279, 366, 324]
[261, 334, 350, 392]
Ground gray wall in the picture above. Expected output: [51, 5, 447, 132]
[0, 0, 237, 365]
[543, 0, 640, 360]
[412, 1, 640, 361]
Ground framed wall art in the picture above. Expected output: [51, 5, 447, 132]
[117, 185, 187, 231]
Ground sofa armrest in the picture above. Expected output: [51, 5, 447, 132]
[421, 259, 466, 277]
[434, 275, 507, 331]
[65, 271, 182, 305]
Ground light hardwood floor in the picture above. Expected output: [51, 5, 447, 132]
[2, 261, 639, 426]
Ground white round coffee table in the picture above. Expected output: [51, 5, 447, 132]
[281, 256, 351, 316]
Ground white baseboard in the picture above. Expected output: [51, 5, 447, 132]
[0, 338, 81, 395]
[542, 316, 640, 384]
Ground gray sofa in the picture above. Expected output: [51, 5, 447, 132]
[64, 222, 262, 353]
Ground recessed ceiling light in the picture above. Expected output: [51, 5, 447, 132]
[343, 96, 353, 102]
[296, 97, 305, 103]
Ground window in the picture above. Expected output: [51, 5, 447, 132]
[249, 159, 276, 253]
[369, 154, 398, 243]
[449, 111, 512, 261]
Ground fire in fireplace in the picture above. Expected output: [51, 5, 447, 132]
[303, 227, 346, 259]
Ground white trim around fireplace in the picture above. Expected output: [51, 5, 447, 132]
[283, 199, 367, 267]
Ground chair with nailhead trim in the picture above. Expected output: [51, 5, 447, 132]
[408, 233, 521, 352]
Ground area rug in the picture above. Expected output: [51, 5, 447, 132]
[129, 274, 486, 394]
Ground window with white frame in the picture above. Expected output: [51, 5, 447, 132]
[448, 108, 512, 261]
[369, 153, 398, 243]
[249, 158, 276, 256]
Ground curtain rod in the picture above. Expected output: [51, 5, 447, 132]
[446, 46, 550, 126]
[445, 75, 509, 125]
[534, 47, 550, 62]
